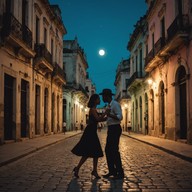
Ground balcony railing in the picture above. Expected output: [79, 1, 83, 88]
[34, 44, 52, 64]
[154, 37, 166, 55]
[2, 12, 32, 48]
[145, 37, 166, 66]
[52, 63, 66, 83]
[127, 71, 143, 88]
[145, 49, 154, 66]
[145, 14, 189, 70]
[167, 14, 189, 42]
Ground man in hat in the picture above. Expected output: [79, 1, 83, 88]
[99, 88, 124, 179]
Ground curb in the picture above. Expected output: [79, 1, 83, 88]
[123, 133, 192, 163]
[0, 132, 81, 167]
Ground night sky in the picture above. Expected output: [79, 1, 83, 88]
[49, 0, 147, 103]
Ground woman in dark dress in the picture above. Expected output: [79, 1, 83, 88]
[71, 94, 108, 179]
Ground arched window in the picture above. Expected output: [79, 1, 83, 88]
[176, 66, 187, 139]
[150, 89, 154, 130]
[159, 81, 165, 134]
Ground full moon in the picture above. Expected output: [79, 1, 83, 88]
[99, 49, 105, 56]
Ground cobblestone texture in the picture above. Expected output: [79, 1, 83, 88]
[0, 131, 192, 192]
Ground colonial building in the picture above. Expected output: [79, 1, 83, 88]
[85, 72, 96, 97]
[0, 0, 66, 144]
[114, 59, 131, 132]
[126, 0, 192, 143]
[127, 15, 149, 135]
[63, 37, 90, 131]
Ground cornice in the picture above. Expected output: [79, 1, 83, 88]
[146, 0, 161, 21]
[38, 0, 67, 35]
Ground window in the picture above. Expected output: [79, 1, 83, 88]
[152, 33, 155, 50]
[35, 16, 40, 44]
[44, 28, 47, 47]
[161, 17, 165, 39]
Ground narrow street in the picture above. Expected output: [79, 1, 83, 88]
[0, 130, 192, 192]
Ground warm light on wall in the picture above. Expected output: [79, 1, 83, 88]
[148, 78, 153, 85]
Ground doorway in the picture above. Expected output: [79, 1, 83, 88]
[21, 79, 29, 137]
[4, 74, 16, 140]
[178, 66, 187, 139]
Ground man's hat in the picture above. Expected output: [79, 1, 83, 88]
[99, 88, 115, 96]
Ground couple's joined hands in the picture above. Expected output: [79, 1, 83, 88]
[104, 108, 111, 116]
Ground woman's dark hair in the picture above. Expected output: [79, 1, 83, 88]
[87, 94, 99, 108]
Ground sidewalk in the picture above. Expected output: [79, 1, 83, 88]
[122, 131, 192, 163]
[0, 131, 81, 167]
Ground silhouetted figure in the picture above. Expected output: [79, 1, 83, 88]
[100, 88, 124, 179]
[71, 94, 109, 179]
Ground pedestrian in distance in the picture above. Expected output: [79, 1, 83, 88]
[80, 120, 84, 132]
[127, 121, 132, 135]
[99, 88, 124, 179]
[75, 121, 78, 131]
[63, 121, 66, 134]
[71, 94, 109, 179]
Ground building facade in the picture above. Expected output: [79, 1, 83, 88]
[63, 37, 90, 131]
[127, 15, 149, 135]
[0, 0, 66, 144]
[114, 59, 131, 132]
[125, 0, 192, 143]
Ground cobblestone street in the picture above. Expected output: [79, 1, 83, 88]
[0, 130, 192, 192]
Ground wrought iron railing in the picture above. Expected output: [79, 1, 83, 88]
[53, 62, 66, 80]
[154, 37, 166, 55]
[127, 71, 143, 87]
[145, 49, 154, 66]
[167, 14, 189, 42]
[2, 12, 32, 48]
[34, 43, 52, 64]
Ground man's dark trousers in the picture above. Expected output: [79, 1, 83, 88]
[105, 124, 124, 175]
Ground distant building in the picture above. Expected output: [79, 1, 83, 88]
[85, 72, 96, 97]
[63, 37, 91, 130]
[0, 0, 67, 144]
[127, 15, 148, 134]
[114, 59, 131, 132]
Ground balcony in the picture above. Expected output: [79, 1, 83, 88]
[145, 37, 166, 71]
[116, 90, 130, 102]
[1, 12, 35, 58]
[34, 43, 53, 73]
[127, 71, 144, 92]
[52, 63, 66, 85]
[64, 82, 89, 103]
[165, 14, 189, 52]
[145, 14, 189, 72]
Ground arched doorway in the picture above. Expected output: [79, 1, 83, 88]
[149, 89, 154, 131]
[136, 99, 138, 132]
[139, 96, 142, 132]
[44, 88, 48, 134]
[159, 81, 165, 135]
[144, 93, 148, 135]
[176, 66, 187, 139]
[51, 93, 55, 132]
[132, 102, 134, 132]
[63, 99, 67, 125]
